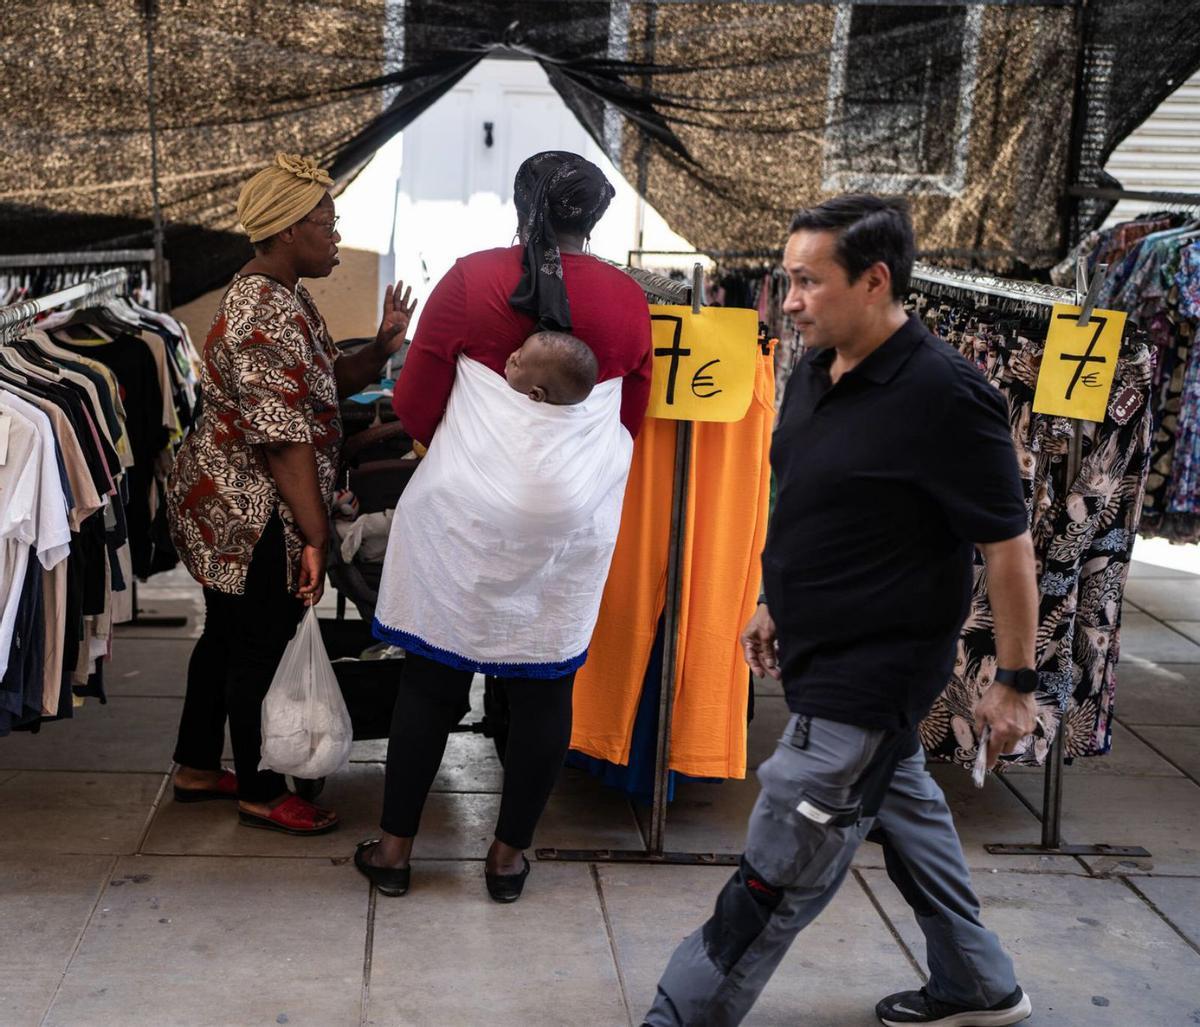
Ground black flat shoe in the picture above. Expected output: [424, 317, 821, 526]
[485, 856, 530, 903]
[354, 839, 411, 897]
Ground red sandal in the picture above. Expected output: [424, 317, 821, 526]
[238, 795, 340, 836]
[173, 770, 238, 804]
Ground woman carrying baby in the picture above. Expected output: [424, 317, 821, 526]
[356, 151, 652, 902]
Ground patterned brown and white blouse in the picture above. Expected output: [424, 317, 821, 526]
[167, 273, 342, 595]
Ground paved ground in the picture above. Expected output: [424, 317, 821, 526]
[2, 560, 1199, 1026]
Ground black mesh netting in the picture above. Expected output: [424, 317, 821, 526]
[1, 1, 1198, 305]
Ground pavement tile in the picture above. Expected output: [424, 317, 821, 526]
[1114, 659, 1200, 726]
[1119, 612, 1200, 663]
[1168, 620, 1200, 647]
[1129, 876, 1200, 952]
[0, 771, 163, 856]
[859, 868, 1200, 1025]
[748, 696, 793, 770]
[0, 697, 182, 773]
[0, 855, 113, 975]
[367, 861, 625, 1027]
[1007, 773, 1200, 876]
[144, 764, 641, 861]
[853, 762, 1079, 875]
[1006, 721, 1183, 778]
[351, 729, 505, 794]
[1127, 560, 1200, 580]
[4, 980, 62, 1027]
[112, 597, 204, 640]
[753, 672, 784, 698]
[535, 769, 645, 854]
[42, 856, 366, 1027]
[104, 639, 194, 697]
[1124, 579, 1200, 620]
[143, 762, 387, 859]
[633, 775, 756, 857]
[600, 864, 920, 1026]
[1135, 726, 1200, 783]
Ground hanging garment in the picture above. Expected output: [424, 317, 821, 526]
[570, 348, 774, 780]
[55, 328, 167, 578]
[373, 356, 633, 676]
[1055, 214, 1200, 542]
[911, 294, 1154, 766]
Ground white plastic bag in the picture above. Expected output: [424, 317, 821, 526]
[259, 606, 353, 779]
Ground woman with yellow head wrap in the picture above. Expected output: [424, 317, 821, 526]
[166, 153, 417, 836]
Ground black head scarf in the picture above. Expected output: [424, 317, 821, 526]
[509, 151, 616, 332]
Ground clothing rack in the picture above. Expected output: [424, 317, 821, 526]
[1067, 185, 1200, 209]
[910, 263, 1077, 307]
[0, 268, 128, 341]
[911, 262, 1151, 861]
[606, 260, 691, 305]
[0, 249, 158, 269]
[0, 252, 186, 629]
[0, 248, 166, 316]
[540, 264, 740, 867]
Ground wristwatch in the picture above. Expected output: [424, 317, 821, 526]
[995, 667, 1039, 694]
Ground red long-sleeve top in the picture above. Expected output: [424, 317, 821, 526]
[392, 246, 653, 445]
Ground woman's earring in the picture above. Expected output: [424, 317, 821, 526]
[584, 236, 592, 255]
[511, 232, 519, 246]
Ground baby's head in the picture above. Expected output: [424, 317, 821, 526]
[505, 330, 599, 406]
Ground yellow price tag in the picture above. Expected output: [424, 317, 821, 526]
[1032, 303, 1127, 423]
[646, 305, 758, 422]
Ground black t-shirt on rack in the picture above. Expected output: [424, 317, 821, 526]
[57, 332, 167, 578]
[762, 314, 1029, 730]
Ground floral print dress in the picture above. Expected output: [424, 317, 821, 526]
[910, 295, 1154, 767]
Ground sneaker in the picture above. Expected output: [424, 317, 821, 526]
[876, 986, 1032, 1027]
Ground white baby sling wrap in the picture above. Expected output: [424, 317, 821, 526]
[372, 355, 633, 677]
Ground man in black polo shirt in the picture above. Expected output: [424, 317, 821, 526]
[643, 196, 1039, 1027]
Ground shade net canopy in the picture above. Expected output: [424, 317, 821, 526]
[2, 1, 1198, 305]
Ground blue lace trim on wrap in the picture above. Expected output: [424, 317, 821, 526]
[371, 619, 587, 680]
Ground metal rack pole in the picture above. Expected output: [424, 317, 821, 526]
[143, 0, 169, 309]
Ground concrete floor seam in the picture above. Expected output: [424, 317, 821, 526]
[851, 868, 927, 984]
[134, 766, 174, 854]
[1117, 719, 1200, 787]
[590, 864, 636, 1027]
[1120, 876, 1200, 960]
[37, 853, 119, 1027]
[360, 887, 377, 1027]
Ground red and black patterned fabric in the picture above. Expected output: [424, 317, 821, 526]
[167, 274, 341, 595]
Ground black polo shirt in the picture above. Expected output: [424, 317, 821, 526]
[762, 314, 1028, 730]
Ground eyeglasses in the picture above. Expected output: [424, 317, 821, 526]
[303, 214, 340, 238]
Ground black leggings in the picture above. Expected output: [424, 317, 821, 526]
[173, 514, 305, 803]
[381, 652, 574, 850]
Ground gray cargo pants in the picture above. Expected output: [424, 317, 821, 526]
[643, 715, 1018, 1026]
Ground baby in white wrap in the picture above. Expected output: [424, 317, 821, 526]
[504, 330, 598, 406]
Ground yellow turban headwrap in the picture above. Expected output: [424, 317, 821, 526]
[236, 153, 334, 244]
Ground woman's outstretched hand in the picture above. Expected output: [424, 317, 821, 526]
[376, 281, 418, 356]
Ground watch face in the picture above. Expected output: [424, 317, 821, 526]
[1016, 668, 1039, 693]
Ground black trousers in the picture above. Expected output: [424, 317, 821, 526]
[381, 652, 575, 850]
[173, 515, 305, 803]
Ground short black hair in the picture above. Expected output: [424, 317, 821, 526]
[788, 194, 914, 300]
[530, 330, 599, 405]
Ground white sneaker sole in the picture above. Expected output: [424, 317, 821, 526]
[881, 992, 1033, 1027]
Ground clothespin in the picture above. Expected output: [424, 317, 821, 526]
[691, 262, 704, 314]
[1075, 260, 1109, 327]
